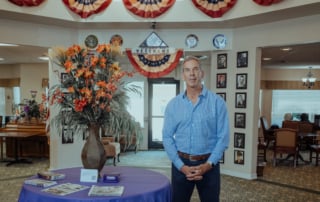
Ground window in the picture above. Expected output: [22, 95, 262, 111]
[272, 90, 320, 126]
[126, 81, 144, 127]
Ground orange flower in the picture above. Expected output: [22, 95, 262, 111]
[67, 86, 75, 93]
[74, 98, 87, 112]
[64, 60, 74, 73]
[96, 80, 107, 88]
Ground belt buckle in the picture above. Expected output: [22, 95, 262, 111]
[189, 155, 197, 162]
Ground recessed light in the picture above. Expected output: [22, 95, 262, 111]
[262, 57, 272, 61]
[0, 43, 18, 47]
[281, 47, 292, 52]
[38, 56, 49, 61]
[0, 58, 4, 61]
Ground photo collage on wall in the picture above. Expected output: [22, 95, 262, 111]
[233, 51, 249, 165]
[216, 53, 228, 102]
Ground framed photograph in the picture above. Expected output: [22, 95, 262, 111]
[234, 133, 245, 149]
[234, 150, 244, 165]
[235, 113, 246, 128]
[61, 108, 72, 125]
[217, 93, 226, 101]
[62, 128, 74, 144]
[236, 73, 247, 89]
[235, 92, 246, 108]
[60, 73, 72, 84]
[216, 73, 227, 88]
[219, 152, 225, 164]
[217, 53, 227, 69]
[237, 51, 248, 67]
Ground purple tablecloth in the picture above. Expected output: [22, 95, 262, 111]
[18, 166, 172, 202]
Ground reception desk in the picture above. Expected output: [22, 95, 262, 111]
[18, 166, 172, 202]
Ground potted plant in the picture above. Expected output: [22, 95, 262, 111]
[49, 43, 136, 174]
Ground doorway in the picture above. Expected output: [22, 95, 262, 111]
[148, 78, 180, 149]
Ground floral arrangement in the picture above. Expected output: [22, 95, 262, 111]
[49, 44, 134, 132]
[21, 99, 40, 119]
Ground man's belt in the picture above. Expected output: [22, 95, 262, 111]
[178, 151, 210, 161]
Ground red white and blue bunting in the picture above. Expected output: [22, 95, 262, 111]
[62, 0, 112, 18]
[123, 0, 176, 18]
[252, 0, 283, 6]
[8, 0, 45, 6]
[192, 0, 237, 18]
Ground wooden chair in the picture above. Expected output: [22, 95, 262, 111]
[309, 131, 320, 166]
[273, 128, 299, 168]
[257, 137, 267, 162]
[260, 116, 276, 148]
[298, 122, 314, 150]
[282, 120, 299, 130]
[101, 137, 120, 166]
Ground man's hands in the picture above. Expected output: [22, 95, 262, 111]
[180, 162, 212, 181]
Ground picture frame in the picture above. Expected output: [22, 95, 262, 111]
[217, 93, 226, 101]
[235, 112, 246, 128]
[237, 51, 248, 68]
[235, 92, 246, 108]
[216, 73, 227, 88]
[62, 127, 74, 144]
[234, 133, 245, 149]
[234, 150, 244, 165]
[61, 108, 72, 125]
[60, 73, 71, 84]
[236, 73, 247, 89]
[217, 53, 227, 69]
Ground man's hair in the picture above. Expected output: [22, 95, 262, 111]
[182, 56, 201, 71]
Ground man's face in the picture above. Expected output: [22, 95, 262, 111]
[182, 59, 203, 88]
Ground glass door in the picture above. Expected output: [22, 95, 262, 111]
[148, 78, 180, 149]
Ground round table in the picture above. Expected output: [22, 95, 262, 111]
[18, 166, 172, 202]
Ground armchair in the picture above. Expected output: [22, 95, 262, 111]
[101, 137, 120, 166]
[273, 128, 299, 168]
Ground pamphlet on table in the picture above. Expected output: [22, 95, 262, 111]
[88, 185, 125, 196]
[24, 179, 57, 188]
[42, 183, 89, 196]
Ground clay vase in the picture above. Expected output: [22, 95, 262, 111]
[81, 123, 107, 176]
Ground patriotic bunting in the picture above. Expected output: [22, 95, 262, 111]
[192, 0, 237, 18]
[252, 0, 283, 6]
[62, 0, 112, 18]
[8, 0, 45, 6]
[123, 0, 175, 18]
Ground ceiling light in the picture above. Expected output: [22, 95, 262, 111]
[38, 56, 49, 61]
[281, 47, 292, 52]
[0, 43, 18, 47]
[302, 67, 316, 89]
[262, 57, 272, 61]
[0, 58, 4, 61]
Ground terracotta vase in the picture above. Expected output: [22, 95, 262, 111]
[81, 123, 107, 176]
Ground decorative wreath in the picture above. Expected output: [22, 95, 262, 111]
[123, 0, 176, 18]
[126, 49, 183, 78]
[8, 0, 45, 6]
[62, 0, 112, 18]
[252, 0, 283, 6]
[192, 0, 237, 18]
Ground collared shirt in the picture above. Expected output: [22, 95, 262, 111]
[162, 86, 230, 170]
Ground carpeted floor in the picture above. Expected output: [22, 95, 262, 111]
[0, 149, 319, 202]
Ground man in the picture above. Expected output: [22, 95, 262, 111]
[162, 56, 230, 202]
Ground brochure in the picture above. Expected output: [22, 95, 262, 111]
[24, 179, 57, 188]
[88, 185, 124, 196]
[42, 183, 89, 196]
[37, 171, 66, 181]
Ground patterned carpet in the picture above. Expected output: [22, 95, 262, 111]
[0, 149, 319, 202]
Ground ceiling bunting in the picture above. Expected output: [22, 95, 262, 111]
[192, 0, 237, 18]
[126, 32, 183, 78]
[123, 0, 176, 18]
[62, 0, 112, 19]
[8, 0, 45, 6]
[252, 0, 283, 6]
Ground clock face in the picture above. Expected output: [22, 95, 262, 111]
[213, 34, 227, 49]
[85, 35, 98, 49]
[185, 34, 198, 48]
